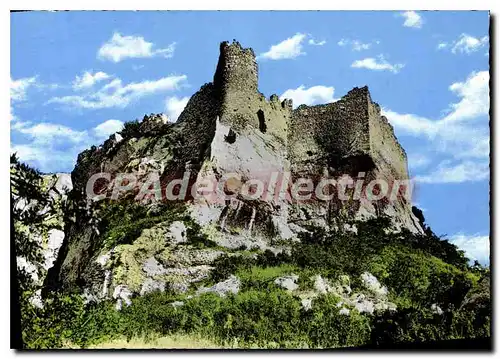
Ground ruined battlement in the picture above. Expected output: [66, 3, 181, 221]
[288, 86, 409, 181]
[208, 40, 409, 182]
[214, 40, 258, 94]
[213, 41, 290, 145]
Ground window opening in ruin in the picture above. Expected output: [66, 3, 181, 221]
[225, 128, 237, 144]
[257, 109, 267, 133]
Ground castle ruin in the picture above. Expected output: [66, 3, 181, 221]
[45, 40, 423, 295]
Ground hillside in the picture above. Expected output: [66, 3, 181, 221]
[12, 40, 490, 350]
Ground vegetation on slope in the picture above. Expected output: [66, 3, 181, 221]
[12, 158, 490, 349]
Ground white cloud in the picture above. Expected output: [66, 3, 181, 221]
[48, 74, 187, 109]
[382, 70, 489, 183]
[408, 154, 431, 170]
[337, 39, 349, 47]
[338, 38, 373, 51]
[73, 71, 110, 90]
[308, 39, 326, 46]
[11, 120, 91, 172]
[443, 71, 489, 123]
[351, 55, 404, 73]
[352, 40, 372, 51]
[97, 32, 176, 63]
[437, 42, 448, 50]
[382, 71, 489, 134]
[401, 11, 423, 29]
[11, 77, 36, 102]
[11, 143, 80, 173]
[164, 96, 190, 122]
[415, 160, 489, 184]
[257, 33, 307, 60]
[456, 136, 490, 159]
[13, 121, 88, 145]
[11, 118, 128, 173]
[92, 119, 124, 138]
[381, 109, 438, 137]
[384, 106, 490, 163]
[280, 85, 335, 108]
[450, 233, 490, 265]
[451, 34, 488, 54]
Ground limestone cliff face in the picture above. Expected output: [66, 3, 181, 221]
[45, 40, 423, 301]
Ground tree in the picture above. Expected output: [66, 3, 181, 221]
[11, 154, 63, 348]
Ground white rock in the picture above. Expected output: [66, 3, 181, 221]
[301, 298, 313, 311]
[313, 275, 332, 294]
[43, 229, 65, 270]
[271, 214, 295, 240]
[17, 257, 39, 282]
[355, 299, 375, 314]
[55, 173, 73, 193]
[140, 278, 165, 296]
[14, 198, 28, 212]
[431, 303, 444, 315]
[339, 307, 350, 316]
[166, 221, 187, 244]
[197, 275, 241, 297]
[171, 282, 189, 294]
[189, 203, 224, 226]
[113, 285, 132, 311]
[82, 289, 99, 304]
[142, 257, 167, 277]
[160, 114, 169, 123]
[102, 270, 111, 297]
[96, 251, 112, 267]
[30, 289, 44, 309]
[343, 223, 358, 234]
[171, 301, 185, 308]
[274, 274, 299, 292]
[361, 272, 388, 296]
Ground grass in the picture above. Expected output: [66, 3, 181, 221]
[87, 334, 310, 349]
[86, 334, 267, 349]
[88, 334, 224, 349]
[236, 264, 300, 290]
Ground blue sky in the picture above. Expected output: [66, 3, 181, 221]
[10, 11, 490, 264]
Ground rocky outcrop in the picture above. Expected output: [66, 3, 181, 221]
[298, 273, 396, 315]
[16, 173, 72, 284]
[196, 275, 241, 297]
[45, 40, 423, 301]
[274, 274, 300, 292]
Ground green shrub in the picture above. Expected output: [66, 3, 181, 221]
[368, 245, 473, 309]
[119, 120, 141, 138]
[18, 214, 489, 349]
[236, 264, 300, 291]
[370, 308, 448, 345]
[98, 200, 185, 248]
[212, 290, 304, 347]
[304, 295, 371, 348]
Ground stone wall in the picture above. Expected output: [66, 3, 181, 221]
[176, 83, 219, 167]
[288, 86, 408, 181]
[289, 87, 372, 176]
[367, 102, 408, 181]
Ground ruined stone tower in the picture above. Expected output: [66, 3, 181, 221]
[289, 86, 408, 181]
[288, 85, 418, 232]
[214, 41, 291, 145]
